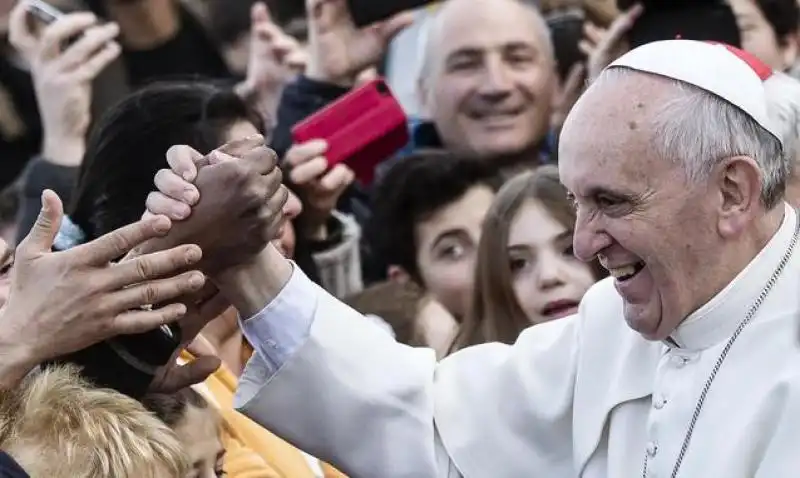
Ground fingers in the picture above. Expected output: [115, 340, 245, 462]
[166, 144, 204, 182]
[583, 22, 606, 48]
[146, 191, 192, 221]
[217, 134, 265, 158]
[39, 12, 98, 60]
[153, 355, 221, 393]
[8, 1, 36, 53]
[154, 166, 199, 205]
[103, 271, 206, 314]
[242, 145, 280, 176]
[562, 63, 587, 97]
[379, 10, 415, 41]
[251, 1, 271, 24]
[74, 215, 172, 266]
[289, 156, 328, 184]
[58, 22, 119, 71]
[111, 302, 188, 336]
[68, 40, 121, 83]
[602, 3, 643, 48]
[285, 139, 328, 167]
[186, 335, 218, 358]
[18, 189, 63, 258]
[319, 163, 355, 191]
[104, 244, 202, 290]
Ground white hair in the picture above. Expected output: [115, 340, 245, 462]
[417, 0, 555, 84]
[595, 67, 788, 208]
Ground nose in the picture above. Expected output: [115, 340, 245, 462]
[283, 188, 303, 220]
[478, 54, 513, 99]
[535, 251, 567, 290]
[572, 208, 612, 262]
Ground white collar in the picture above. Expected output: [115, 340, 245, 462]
[668, 203, 798, 351]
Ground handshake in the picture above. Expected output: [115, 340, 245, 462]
[0, 135, 292, 395]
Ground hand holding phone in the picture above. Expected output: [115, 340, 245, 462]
[346, 0, 434, 28]
[291, 78, 409, 186]
[26, 0, 64, 25]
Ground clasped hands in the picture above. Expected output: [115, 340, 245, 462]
[0, 135, 288, 391]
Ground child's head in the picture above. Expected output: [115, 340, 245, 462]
[142, 389, 225, 478]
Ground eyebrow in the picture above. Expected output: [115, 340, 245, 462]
[431, 229, 466, 249]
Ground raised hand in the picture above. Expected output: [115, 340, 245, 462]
[8, 2, 121, 166]
[138, 135, 289, 273]
[305, 0, 414, 86]
[0, 190, 206, 387]
[241, 2, 308, 95]
[578, 3, 643, 83]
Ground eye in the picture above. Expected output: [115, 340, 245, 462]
[509, 256, 528, 273]
[565, 192, 578, 211]
[437, 242, 466, 261]
[595, 194, 620, 209]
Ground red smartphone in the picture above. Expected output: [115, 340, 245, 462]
[291, 78, 409, 185]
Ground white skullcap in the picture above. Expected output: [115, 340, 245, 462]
[609, 39, 781, 143]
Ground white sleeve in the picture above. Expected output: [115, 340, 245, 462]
[235, 267, 580, 478]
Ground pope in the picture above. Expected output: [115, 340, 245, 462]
[148, 40, 800, 478]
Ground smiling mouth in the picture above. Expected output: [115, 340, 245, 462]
[607, 261, 646, 282]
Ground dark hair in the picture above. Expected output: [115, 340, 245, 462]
[141, 388, 210, 428]
[366, 150, 504, 284]
[344, 281, 428, 347]
[0, 181, 20, 227]
[69, 81, 264, 242]
[754, 0, 800, 45]
[450, 166, 607, 352]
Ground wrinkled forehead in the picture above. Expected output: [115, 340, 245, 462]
[558, 73, 679, 195]
[424, 0, 550, 67]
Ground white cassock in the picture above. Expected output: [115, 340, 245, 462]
[234, 204, 800, 478]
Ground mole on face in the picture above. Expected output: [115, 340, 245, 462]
[628, 121, 638, 130]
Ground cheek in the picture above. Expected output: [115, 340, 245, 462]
[420, 260, 476, 316]
[511, 274, 541, 322]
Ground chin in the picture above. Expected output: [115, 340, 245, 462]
[623, 301, 665, 341]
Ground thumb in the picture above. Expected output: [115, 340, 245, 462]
[252, 1, 272, 24]
[23, 189, 64, 254]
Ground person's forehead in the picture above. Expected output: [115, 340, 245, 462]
[434, 0, 546, 55]
[729, 0, 768, 23]
[416, 186, 495, 246]
[508, 201, 567, 246]
[558, 74, 674, 194]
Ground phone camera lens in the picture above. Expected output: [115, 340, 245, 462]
[375, 81, 389, 95]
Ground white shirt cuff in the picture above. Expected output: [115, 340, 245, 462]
[239, 263, 317, 376]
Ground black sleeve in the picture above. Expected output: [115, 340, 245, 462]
[16, 157, 78, 244]
[269, 75, 350, 157]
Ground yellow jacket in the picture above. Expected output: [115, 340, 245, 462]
[181, 350, 346, 478]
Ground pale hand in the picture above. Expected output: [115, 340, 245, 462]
[286, 139, 354, 238]
[305, 0, 414, 86]
[8, 3, 121, 166]
[578, 3, 643, 84]
[0, 190, 207, 388]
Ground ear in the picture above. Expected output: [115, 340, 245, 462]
[715, 155, 763, 237]
[388, 265, 411, 284]
[781, 33, 799, 71]
[416, 75, 433, 119]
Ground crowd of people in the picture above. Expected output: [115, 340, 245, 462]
[0, 0, 800, 476]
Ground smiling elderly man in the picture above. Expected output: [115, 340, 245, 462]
[147, 40, 800, 477]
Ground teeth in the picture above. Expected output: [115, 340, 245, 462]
[608, 265, 638, 279]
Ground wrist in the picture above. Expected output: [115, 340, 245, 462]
[305, 57, 357, 88]
[0, 331, 37, 390]
[42, 135, 86, 167]
[213, 245, 293, 318]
